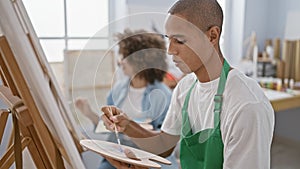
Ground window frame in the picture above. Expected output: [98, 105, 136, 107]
[23, 0, 110, 62]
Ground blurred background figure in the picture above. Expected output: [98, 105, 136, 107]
[76, 28, 178, 169]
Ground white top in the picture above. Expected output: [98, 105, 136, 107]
[121, 86, 147, 122]
[161, 69, 275, 169]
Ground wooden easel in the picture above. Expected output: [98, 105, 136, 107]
[0, 36, 65, 169]
[0, 0, 101, 168]
[0, 0, 88, 167]
[0, 86, 47, 169]
[0, 0, 87, 168]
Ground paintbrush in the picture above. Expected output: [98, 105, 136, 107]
[109, 107, 123, 152]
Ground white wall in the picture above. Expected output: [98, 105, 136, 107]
[267, 0, 300, 40]
[223, 0, 300, 64]
[241, 0, 300, 59]
[243, 0, 269, 56]
[110, 0, 176, 33]
[223, 0, 246, 66]
[126, 0, 176, 33]
[109, 0, 128, 35]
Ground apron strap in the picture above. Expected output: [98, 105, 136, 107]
[181, 80, 197, 137]
[214, 60, 230, 128]
[181, 59, 230, 136]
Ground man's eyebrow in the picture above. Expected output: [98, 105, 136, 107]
[164, 34, 185, 39]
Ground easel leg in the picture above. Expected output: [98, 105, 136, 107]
[0, 137, 31, 169]
[0, 110, 9, 144]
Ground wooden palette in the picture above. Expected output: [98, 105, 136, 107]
[80, 139, 171, 168]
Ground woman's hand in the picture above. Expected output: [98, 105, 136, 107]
[101, 106, 131, 132]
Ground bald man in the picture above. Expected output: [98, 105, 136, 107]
[101, 0, 274, 169]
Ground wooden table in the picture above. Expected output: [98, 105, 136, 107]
[264, 89, 300, 112]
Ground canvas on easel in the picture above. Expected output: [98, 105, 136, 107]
[13, 0, 83, 144]
[0, 0, 85, 168]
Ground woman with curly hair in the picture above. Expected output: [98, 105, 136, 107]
[76, 29, 178, 169]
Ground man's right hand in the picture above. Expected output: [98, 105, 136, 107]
[101, 106, 131, 133]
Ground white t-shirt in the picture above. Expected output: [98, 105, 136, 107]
[121, 86, 147, 122]
[161, 69, 275, 169]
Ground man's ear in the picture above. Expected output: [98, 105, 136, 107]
[206, 26, 220, 45]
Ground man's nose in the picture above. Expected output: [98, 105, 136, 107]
[167, 41, 177, 56]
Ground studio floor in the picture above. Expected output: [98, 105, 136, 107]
[271, 136, 300, 169]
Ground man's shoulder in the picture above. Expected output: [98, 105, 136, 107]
[225, 69, 270, 107]
[222, 70, 274, 125]
[226, 69, 261, 93]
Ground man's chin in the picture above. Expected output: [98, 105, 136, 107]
[177, 67, 191, 74]
[174, 63, 190, 73]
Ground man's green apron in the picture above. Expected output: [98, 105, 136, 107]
[180, 60, 230, 169]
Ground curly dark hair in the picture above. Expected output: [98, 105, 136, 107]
[115, 29, 167, 84]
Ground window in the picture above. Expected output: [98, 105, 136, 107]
[23, 0, 109, 62]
